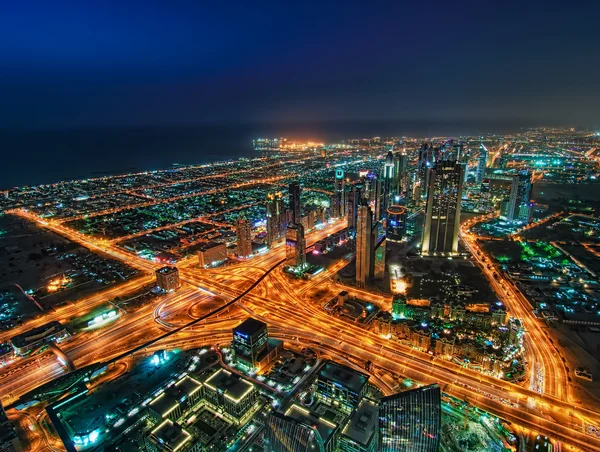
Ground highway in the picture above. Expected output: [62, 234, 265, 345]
[2, 210, 600, 450]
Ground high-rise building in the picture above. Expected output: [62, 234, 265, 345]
[347, 186, 359, 234]
[397, 152, 408, 195]
[356, 203, 374, 287]
[421, 161, 464, 255]
[265, 410, 329, 452]
[332, 169, 346, 219]
[289, 182, 302, 225]
[285, 223, 306, 268]
[1, 401, 23, 452]
[266, 191, 287, 247]
[386, 205, 407, 242]
[373, 236, 386, 280]
[338, 399, 380, 452]
[476, 143, 488, 184]
[379, 384, 441, 452]
[506, 172, 533, 223]
[374, 179, 385, 222]
[315, 362, 369, 414]
[232, 317, 268, 368]
[236, 216, 253, 257]
[417, 144, 435, 202]
[155, 266, 180, 292]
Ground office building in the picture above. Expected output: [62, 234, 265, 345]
[383, 150, 395, 211]
[197, 242, 227, 268]
[285, 223, 306, 268]
[203, 369, 257, 423]
[347, 186, 359, 234]
[338, 399, 380, 452]
[331, 169, 346, 219]
[315, 362, 369, 413]
[396, 152, 408, 195]
[506, 172, 533, 223]
[374, 179, 385, 222]
[421, 161, 464, 255]
[356, 203, 375, 287]
[155, 266, 180, 292]
[386, 204, 407, 242]
[289, 182, 302, 224]
[379, 384, 441, 452]
[266, 191, 287, 247]
[149, 420, 198, 452]
[236, 216, 253, 257]
[417, 144, 435, 202]
[476, 143, 488, 184]
[233, 318, 268, 368]
[1, 401, 23, 452]
[373, 236, 386, 280]
[265, 409, 334, 452]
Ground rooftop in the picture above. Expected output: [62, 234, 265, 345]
[284, 404, 338, 445]
[204, 368, 254, 404]
[318, 362, 369, 394]
[198, 241, 225, 252]
[156, 266, 178, 275]
[341, 399, 379, 446]
[150, 419, 191, 452]
[10, 320, 64, 348]
[233, 317, 267, 337]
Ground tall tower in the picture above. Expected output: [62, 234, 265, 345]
[265, 412, 326, 452]
[476, 143, 488, 184]
[379, 384, 441, 452]
[288, 182, 301, 225]
[333, 169, 346, 218]
[417, 144, 434, 204]
[347, 186, 359, 234]
[356, 203, 374, 287]
[236, 216, 252, 257]
[383, 150, 395, 214]
[421, 161, 464, 255]
[397, 152, 408, 195]
[285, 223, 306, 268]
[266, 192, 286, 247]
[374, 179, 385, 222]
[507, 172, 533, 223]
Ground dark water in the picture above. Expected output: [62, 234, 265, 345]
[0, 121, 529, 189]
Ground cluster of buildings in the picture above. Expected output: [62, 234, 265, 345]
[265, 361, 441, 452]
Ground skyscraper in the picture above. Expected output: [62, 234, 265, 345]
[386, 204, 407, 242]
[333, 169, 346, 219]
[476, 143, 488, 184]
[506, 171, 533, 223]
[1, 401, 23, 452]
[397, 152, 408, 195]
[347, 186, 359, 234]
[374, 179, 385, 222]
[289, 182, 301, 225]
[356, 202, 374, 287]
[379, 384, 441, 452]
[232, 317, 268, 368]
[417, 144, 435, 204]
[285, 223, 306, 268]
[236, 216, 253, 257]
[265, 411, 327, 452]
[421, 161, 464, 255]
[266, 191, 286, 247]
[382, 150, 395, 216]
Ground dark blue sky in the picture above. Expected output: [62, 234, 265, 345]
[1, 0, 599, 128]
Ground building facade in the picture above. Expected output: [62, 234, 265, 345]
[236, 216, 253, 257]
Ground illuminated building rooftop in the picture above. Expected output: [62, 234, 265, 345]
[150, 419, 192, 452]
[284, 404, 338, 445]
[204, 368, 254, 404]
[319, 361, 369, 394]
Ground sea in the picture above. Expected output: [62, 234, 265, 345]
[0, 120, 531, 189]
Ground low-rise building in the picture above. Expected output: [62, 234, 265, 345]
[197, 242, 227, 268]
[203, 369, 257, 424]
[156, 267, 180, 292]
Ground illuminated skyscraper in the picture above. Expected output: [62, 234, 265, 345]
[232, 317, 268, 368]
[373, 236, 386, 280]
[421, 161, 464, 255]
[374, 179, 385, 222]
[396, 152, 408, 195]
[476, 143, 488, 184]
[289, 182, 301, 224]
[347, 186, 359, 234]
[379, 384, 441, 452]
[1, 401, 22, 452]
[332, 169, 346, 218]
[285, 223, 306, 268]
[265, 411, 327, 452]
[356, 202, 375, 287]
[506, 172, 533, 223]
[417, 144, 435, 202]
[236, 216, 253, 257]
[382, 150, 395, 216]
[266, 191, 286, 247]
[386, 204, 407, 242]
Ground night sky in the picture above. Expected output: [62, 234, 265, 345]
[2, 0, 599, 129]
